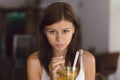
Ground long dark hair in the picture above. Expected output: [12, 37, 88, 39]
[38, 2, 81, 73]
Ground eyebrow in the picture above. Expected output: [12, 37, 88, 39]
[46, 27, 73, 30]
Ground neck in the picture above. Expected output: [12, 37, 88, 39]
[53, 49, 67, 58]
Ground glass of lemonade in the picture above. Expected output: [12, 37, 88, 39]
[57, 66, 77, 80]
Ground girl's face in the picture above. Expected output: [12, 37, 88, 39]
[44, 20, 75, 52]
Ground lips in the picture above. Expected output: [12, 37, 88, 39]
[55, 44, 64, 48]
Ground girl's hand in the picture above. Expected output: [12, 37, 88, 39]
[49, 56, 65, 80]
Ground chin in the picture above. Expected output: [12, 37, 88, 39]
[56, 47, 66, 51]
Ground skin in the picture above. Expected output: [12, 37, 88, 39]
[27, 20, 96, 80]
[44, 20, 75, 57]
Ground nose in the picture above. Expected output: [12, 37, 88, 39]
[56, 32, 63, 42]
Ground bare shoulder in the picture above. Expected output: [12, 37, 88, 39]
[82, 50, 96, 79]
[27, 51, 43, 76]
[82, 50, 96, 68]
[27, 51, 40, 65]
[83, 50, 95, 62]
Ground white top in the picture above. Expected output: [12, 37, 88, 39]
[41, 50, 85, 80]
[41, 68, 50, 80]
[76, 50, 85, 80]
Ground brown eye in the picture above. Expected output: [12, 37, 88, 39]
[49, 31, 56, 35]
[63, 30, 69, 34]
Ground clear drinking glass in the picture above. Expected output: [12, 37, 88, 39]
[57, 66, 77, 80]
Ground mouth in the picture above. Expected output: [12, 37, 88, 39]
[56, 44, 63, 47]
[55, 44, 64, 49]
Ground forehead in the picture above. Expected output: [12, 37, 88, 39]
[45, 20, 74, 30]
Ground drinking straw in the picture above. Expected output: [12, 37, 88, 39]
[72, 51, 80, 71]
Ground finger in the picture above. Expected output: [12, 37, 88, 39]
[52, 60, 65, 68]
[52, 56, 63, 59]
[51, 56, 64, 63]
[52, 59, 65, 64]
[49, 60, 65, 72]
[52, 65, 61, 74]
[51, 56, 64, 61]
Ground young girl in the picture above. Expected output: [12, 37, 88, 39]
[27, 2, 95, 80]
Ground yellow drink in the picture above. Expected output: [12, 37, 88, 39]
[57, 66, 76, 80]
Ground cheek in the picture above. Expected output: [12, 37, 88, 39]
[65, 34, 74, 44]
[46, 35, 55, 45]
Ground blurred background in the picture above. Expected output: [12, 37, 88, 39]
[0, 0, 120, 80]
